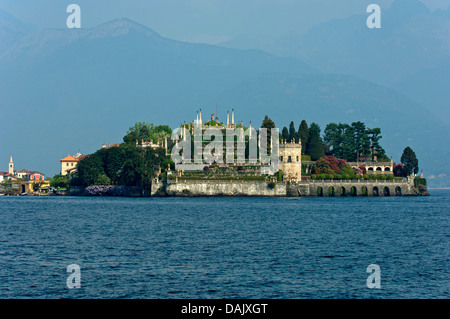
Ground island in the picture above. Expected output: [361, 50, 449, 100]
[44, 109, 428, 198]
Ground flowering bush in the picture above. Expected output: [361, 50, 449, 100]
[314, 156, 349, 175]
[393, 163, 405, 177]
[85, 185, 126, 196]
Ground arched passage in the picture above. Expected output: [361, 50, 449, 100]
[384, 187, 390, 196]
[328, 186, 335, 197]
[339, 186, 346, 196]
[373, 187, 379, 196]
[395, 186, 402, 196]
[317, 186, 324, 197]
[361, 186, 368, 196]
[350, 186, 357, 196]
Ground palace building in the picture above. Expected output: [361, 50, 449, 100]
[172, 109, 303, 182]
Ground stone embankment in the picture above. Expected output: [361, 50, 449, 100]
[68, 177, 428, 197]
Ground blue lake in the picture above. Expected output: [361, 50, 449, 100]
[0, 190, 448, 299]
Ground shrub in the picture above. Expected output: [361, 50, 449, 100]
[268, 182, 276, 189]
[363, 174, 369, 180]
[414, 177, 427, 188]
[276, 170, 283, 182]
[95, 174, 111, 186]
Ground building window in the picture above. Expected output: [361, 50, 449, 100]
[66, 163, 69, 166]
[288, 156, 292, 163]
[280, 156, 283, 162]
[297, 156, 299, 162]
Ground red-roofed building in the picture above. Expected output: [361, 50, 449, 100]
[16, 169, 30, 179]
[60, 152, 85, 176]
[3, 156, 46, 181]
[28, 171, 45, 181]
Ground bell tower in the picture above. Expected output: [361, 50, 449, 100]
[8, 155, 14, 175]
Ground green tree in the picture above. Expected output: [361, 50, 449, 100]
[123, 122, 154, 145]
[153, 125, 172, 143]
[324, 123, 350, 159]
[102, 146, 125, 184]
[76, 153, 105, 186]
[401, 146, 419, 176]
[367, 128, 386, 161]
[281, 126, 289, 142]
[306, 122, 325, 161]
[33, 181, 44, 192]
[298, 120, 309, 154]
[288, 121, 297, 143]
[261, 115, 276, 154]
[95, 174, 111, 186]
[351, 121, 370, 162]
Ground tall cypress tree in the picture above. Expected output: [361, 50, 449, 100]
[306, 122, 325, 161]
[288, 121, 296, 143]
[261, 115, 276, 154]
[298, 120, 309, 154]
[401, 146, 419, 176]
[351, 121, 370, 162]
[281, 127, 289, 142]
[367, 127, 385, 161]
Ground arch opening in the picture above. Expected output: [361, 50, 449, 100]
[373, 187, 379, 196]
[317, 186, 323, 197]
[361, 186, 368, 196]
[328, 186, 335, 197]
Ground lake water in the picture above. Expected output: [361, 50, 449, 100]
[0, 190, 448, 299]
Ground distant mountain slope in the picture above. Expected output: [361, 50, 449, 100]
[296, 0, 450, 86]
[0, 18, 316, 175]
[0, 16, 448, 187]
[393, 59, 450, 125]
[0, 8, 32, 55]
[216, 73, 450, 187]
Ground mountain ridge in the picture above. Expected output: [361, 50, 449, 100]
[0, 13, 448, 187]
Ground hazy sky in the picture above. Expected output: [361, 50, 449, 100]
[1, 0, 449, 44]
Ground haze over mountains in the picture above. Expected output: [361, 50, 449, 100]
[0, 1, 448, 187]
[220, 0, 450, 125]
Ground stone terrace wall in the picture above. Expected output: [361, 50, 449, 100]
[165, 180, 286, 197]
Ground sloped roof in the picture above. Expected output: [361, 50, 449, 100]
[107, 143, 121, 148]
[29, 171, 44, 175]
[60, 155, 79, 162]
